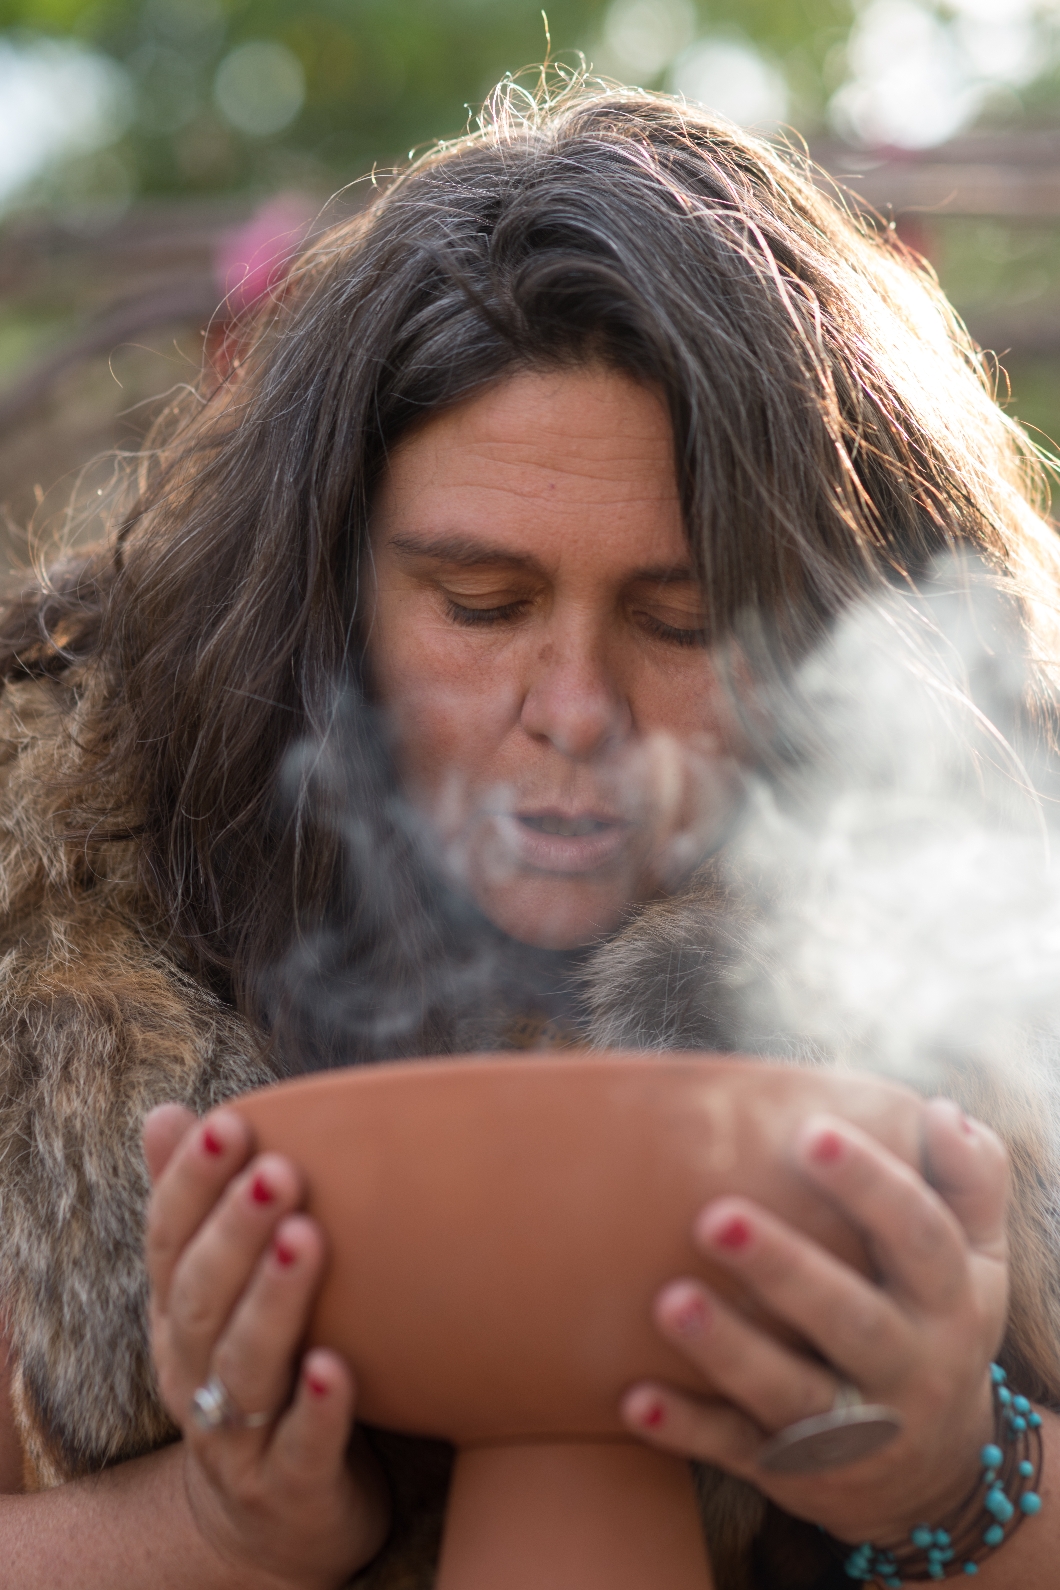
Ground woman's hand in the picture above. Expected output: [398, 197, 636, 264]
[621, 1097, 1010, 1547]
[144, 1104, 389, 1590]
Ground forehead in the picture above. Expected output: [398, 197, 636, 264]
[374, 366, 688, 571]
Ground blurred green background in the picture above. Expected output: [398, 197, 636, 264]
[0, 0, 849, 200]
[3, 0, 1060, 543]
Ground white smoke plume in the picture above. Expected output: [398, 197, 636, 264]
[726, 557, 1060, 1108]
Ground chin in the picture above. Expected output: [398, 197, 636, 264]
[472, 876, 635, 950]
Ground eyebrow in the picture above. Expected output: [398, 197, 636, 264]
[387, 532, 541, 572]
[384, 531, 700, 585]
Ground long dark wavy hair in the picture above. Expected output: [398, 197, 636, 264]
[2, 76, 1058, 1043]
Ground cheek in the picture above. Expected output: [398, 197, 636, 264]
[368, 617, 523, 796]
[629, 657, 739, 747]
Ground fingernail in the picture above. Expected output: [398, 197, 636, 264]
[808, 1128, 845, 1166]
[930, 1097, 979, 1138]
[664, 1287, 710, 1337]
[273, 1239, 297, 1267]
[306, 1373, 328, 1398]
[713, 1215, 752, 1251]
[202, 1126, 224, 1157]
[250, 1173, 274, 1205]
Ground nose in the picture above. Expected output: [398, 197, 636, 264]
[519, 628, 632, 759]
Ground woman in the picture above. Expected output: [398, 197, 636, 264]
[0, 78, 1056, 1587]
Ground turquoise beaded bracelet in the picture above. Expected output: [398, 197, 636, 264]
[836, 1364, 1043, 1585]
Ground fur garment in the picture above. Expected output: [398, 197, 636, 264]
[0, 676, 277, 1489]
[1, 672, 1059, 1589]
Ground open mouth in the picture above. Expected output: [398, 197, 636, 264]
[497, 809, 634, 875]
[517, 813, 616, 838]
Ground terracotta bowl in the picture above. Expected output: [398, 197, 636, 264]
[236, 1052, 924, 1590]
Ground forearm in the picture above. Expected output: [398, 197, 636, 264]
[0, 1442, 296, 1590]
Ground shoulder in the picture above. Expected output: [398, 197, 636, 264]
[0, 672, 79, 812]
[0, 867, 275, 1486]
[0, 673, 92, 924]
[0, 645, 285, 1483]
[0, 661, 273, 1109]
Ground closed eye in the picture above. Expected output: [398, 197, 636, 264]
[445, 598, 531, 626]
[637, 612, 709, 647]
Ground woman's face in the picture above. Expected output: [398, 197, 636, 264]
[365, 366, 743, 948]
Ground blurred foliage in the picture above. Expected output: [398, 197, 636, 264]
[915, 218, 1060, 451]
[933, 218, 1060, 312]
[0, 0, 851, 201]
[1001, 358, 1060, 458]
[4, 0, 1060, 524]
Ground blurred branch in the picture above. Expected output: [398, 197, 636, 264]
[6, 129, 1060, 492]
[816, 133, 1060, 222]
[0, 279, 218, 440]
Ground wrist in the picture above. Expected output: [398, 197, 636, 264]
[828, 1364, 1045, 1586]
[890, 1374, 997, 1540]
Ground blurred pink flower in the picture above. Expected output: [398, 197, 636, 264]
[214, 193, 315, 317]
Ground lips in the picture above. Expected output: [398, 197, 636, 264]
[502, 809, 634, 874]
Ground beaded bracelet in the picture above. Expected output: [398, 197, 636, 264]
[835, 1365, 1043, 1585]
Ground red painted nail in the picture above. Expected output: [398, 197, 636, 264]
[715, 1215, 752, 1251]
[250, 1173, 274, 1205]
[642, 1399, 666, 1428]
[274, 1239, 297, 1267]
[306, 1373, 329, 1398]
[810, 1129, 844, 1165]
[670, 1292, 709, 1336]
[202, 1126, 224, 1157]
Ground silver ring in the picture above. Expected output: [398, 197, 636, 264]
[756, 1382, 903, 1474]
[190, 1373, 274, 1433]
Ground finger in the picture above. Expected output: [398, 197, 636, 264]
[622, 1381, 763, 1470]
[270, 1350, 356, 1489]
[653, 1279, 838, 1432]
[793, 1114, 971, 1308]
[165, 1153, 304, 1390]
[206, 1215, 327, 1435]
[146, 1108, 255, 1308]
[922, 1099, 1009, 1257]
[143, 1105, 198, 1183]
[267, 1354, 391, 1569]
[693, 1199, 911, 1388]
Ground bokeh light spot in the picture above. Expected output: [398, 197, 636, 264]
[602, 0, 697, 81]
[214, 40, 306, 139]
[0, 35, 131, 211]
[671, 38, 788, 129]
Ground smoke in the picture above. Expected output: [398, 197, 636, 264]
[273, 553, 1060, 1104]
[270, 688, 741, 1069]
[269, 694, 518, 1069]
[725, 556, 1060, 1103]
